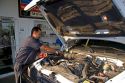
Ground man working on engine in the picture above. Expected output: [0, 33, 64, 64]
[14, 26, 61, 83]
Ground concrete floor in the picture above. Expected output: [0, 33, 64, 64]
[0, 72, 15, 83]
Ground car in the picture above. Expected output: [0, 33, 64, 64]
[24, 0, 125, 83]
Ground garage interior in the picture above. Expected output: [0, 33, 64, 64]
[0, 0, 125, 83]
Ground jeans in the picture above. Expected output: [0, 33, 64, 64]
[14, 62, 37, 83]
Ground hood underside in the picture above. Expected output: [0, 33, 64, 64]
[41, 0, 125, 37]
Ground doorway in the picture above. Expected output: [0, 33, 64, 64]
[0, 17, 15, 75]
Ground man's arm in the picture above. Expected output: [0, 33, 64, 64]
[40, 45, 58, 54]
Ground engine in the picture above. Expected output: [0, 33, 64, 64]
[35, 45, 125, 83]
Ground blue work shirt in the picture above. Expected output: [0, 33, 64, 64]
[15, 36, 42, 65]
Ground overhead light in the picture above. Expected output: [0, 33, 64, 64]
[70, 31, 80, 34]
[24, 0, 40, 11]
[101, 15, 108, 22]
[95, 29, 109, 34]
[103, 15, 108, 21]
[96, 32, 101, 34]
[104, 31, 109, 34]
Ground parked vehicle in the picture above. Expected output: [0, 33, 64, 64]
[24, 0, 125, 83]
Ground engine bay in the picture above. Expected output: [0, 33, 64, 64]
[34, 40, 125, 83]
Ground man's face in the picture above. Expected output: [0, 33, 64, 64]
[33, 30, 42, 39]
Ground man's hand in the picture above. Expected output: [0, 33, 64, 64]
[40, 45, 63, 56]
[55, 50, 64, 56]
[40, 45, 56, 52]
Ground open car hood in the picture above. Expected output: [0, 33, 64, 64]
[36, 0, 125, 37]
[24, 0, 125, 49]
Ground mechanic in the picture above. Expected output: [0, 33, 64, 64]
[14, 26, 61, 83]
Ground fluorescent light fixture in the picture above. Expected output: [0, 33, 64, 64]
[95, 29, 109, 34]
[24, 0, 40, 11]
[70, 31, 80, 34]
[104, 31, 109, 34]
[96, 32, 101, 34]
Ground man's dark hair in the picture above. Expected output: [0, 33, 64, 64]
[31, 26, 41, 36]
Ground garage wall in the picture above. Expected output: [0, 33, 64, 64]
[14, 18, 35, 51]
[0, 0, 57, 52]
[0, 0, 43, 63]
[0, 0, 42, 51]
[0, 0, 18, 18]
